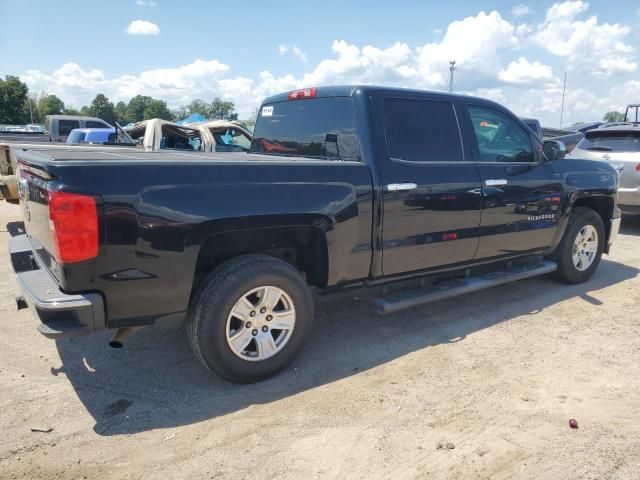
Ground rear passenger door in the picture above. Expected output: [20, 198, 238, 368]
[372, 92, 483, 276]
[459, 103, 563, 259]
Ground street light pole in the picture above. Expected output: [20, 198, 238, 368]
[559, 72, 567, 129]
[449, 61, 457, 93]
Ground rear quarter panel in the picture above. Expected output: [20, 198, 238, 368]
[32, 156, 373, 327]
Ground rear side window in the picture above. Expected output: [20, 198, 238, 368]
[86, 121, 110, 128]
[467, 105, 534, 162]
[383, 98, 463, 162]
[578, 132, 640, 152]
[58, 120, 80, 136]
[251, 97, 360, 160]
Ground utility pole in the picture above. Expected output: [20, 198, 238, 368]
[560, 72, 567, 128]
[28, 97, 34, 124]
[449, 61, 457, 93]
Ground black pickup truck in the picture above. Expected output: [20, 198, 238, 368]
[10, 86, 621, 383]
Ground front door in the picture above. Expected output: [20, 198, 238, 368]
[372, 93, 483, 276]
[459, 103, 563, 259]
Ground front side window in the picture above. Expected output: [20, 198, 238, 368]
[467, 106, 534, 162]
[58, 120, 80, 136]
[383, 98, 463, 162]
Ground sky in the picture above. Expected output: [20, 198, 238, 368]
[1, 0, 640, 126]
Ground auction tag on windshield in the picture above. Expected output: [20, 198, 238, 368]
[262, 106, 274, 117]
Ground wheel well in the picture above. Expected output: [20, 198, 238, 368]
[572, 196, 612, 239]
[194, 226, 328, 289]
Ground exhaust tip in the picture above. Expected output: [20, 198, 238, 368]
[108, 340, 124, 349]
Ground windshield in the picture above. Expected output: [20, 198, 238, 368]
[250, 97, 360, 160]
[578, 132, 640, 152]
[66, 130, 86, 144]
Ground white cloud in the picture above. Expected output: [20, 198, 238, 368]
[512, 4, 531, 17]
[277, 44, 308, 62]
[16, 6, 639, 126]
[126, 19, 160, 36]
[135, 0, 157, 5]
[415, 11, 518, 89]
[534, 1, 636, 76]
[498, 57, 557, 86]
[21, 59, 252, 113]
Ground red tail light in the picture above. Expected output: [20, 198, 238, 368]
[636, 163, 640, 171]
[48, 191, 98, 263]
[288, 88, 317, 100]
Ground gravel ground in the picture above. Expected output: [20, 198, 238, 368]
[0, 200, 639, 480]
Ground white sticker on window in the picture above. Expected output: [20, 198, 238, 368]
[262, 106, 274, 117]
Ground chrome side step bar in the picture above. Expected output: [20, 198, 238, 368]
[373, 260, 558, 315]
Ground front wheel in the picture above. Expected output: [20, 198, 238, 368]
[553, 207, 605, 284]
[187, 255, 314, 383]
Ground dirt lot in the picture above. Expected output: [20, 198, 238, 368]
[0, 200, 639, 480]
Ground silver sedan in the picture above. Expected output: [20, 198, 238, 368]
[567, 124, 640, 215]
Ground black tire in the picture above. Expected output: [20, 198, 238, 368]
[553, 207, 605, 284]
[187, 255, 314, 383]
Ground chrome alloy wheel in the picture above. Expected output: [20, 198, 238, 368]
[572, 225, 598, 271]
[225, 286, 296, 362]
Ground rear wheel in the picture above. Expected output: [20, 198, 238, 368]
[553, 207, 605, 284]
[187, 255, 314, 383]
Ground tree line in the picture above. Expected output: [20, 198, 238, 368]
[0, 75, 238, 126]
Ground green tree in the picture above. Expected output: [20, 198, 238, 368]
[143, 99, 172, 120]
[603, 111, 625, 122]
[88, 93, 115, 125]
[209, 97, 236, 120]
[114, 101, 129, 124]
[0, 75, 29, 124]
[63, 107, 80, 116]
[79, 105, 91, 116]
[127, 95, 153, 122]
[171, 105, 189, 122]
[186, 98, 210, 117]
[38, 94, 65, 120]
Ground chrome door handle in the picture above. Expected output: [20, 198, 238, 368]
[484, 179, 508, 187]
[387, 183, 417, 192]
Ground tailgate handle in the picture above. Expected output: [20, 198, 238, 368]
[484, 179, 508, 187]
[387, 183, 417, 192]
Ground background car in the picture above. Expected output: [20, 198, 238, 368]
[567, 124, 640, 215]
[66, 127, 116, 144]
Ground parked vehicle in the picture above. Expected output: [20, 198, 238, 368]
[565, 122, 604, 134]
[66, 128, 116, 145]
[1, 124, 134, 202]
[624, 104, 639, 123]
[124, 118, 252, 152]
[10, 86, 620, 383]
[196, 120, 253, 152]
[520, 117, 584, 152]
[44, 115, 112, 142]
[567, 123, 640, 215]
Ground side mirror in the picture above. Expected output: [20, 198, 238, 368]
[543, 140, 567, 161]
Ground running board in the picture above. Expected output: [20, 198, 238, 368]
[373, 260, 557, 315]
